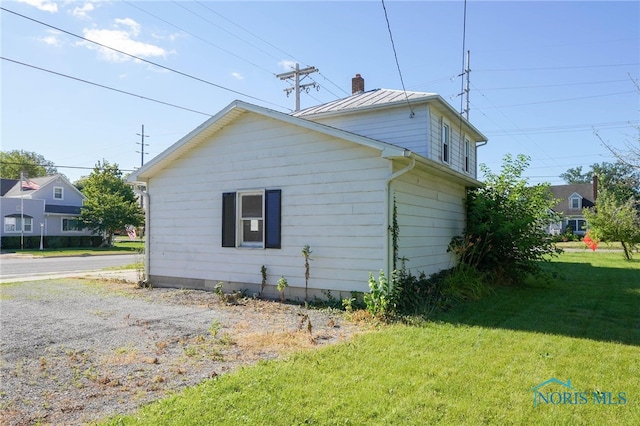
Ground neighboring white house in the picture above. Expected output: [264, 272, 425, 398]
[1, 174, 93, 243]
[547, 177, 598, 236]
[128, 76, 488, 299]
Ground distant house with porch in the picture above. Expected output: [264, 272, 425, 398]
[547, 177, 598, 236]
[1, 174, 95, 248]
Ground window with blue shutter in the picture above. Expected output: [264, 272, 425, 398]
[221, 189, 281, 249]
[265, 189, 281, 249]
[222, 192, 236, 247]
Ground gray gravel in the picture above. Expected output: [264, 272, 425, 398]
[0, 278, 358, 425]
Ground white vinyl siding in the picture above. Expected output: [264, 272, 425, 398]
[391, 165, 467, 276]
[147, 112, 389, 295]
[429, 107, 476, 178]
[306, 104, 431, 158]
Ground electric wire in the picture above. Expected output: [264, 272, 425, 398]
[193, 0, 348, 97]
[479, 90, 636, 109]
[476, 63, 639, 72]
[1, 56, 214, 117]
[123, 1, 274, 75]
[381, 0, 414, 116]
[0, 6, 288, 110]
[477, 79, 631, 91]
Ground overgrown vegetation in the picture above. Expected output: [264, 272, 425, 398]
[277, 276, 288, 302]
[583, 189, 640, 260]
[454, 154, 562, 283]
[301, 245, 312, 302]
[363, 154, 561, 320]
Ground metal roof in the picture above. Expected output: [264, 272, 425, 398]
[293, 89, 438, 117]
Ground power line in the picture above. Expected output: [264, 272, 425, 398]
[476, 62, 639, 72]
[381, 0, 414, 117]
[0, 161, 135, 173]
[476, 79, 631, 91]
[479, 90, 636, 109]
[193, 1, 348, 98]
[125, 0, 275, 75]
[484, 120, 639, 136]
[1, 56, 214, 116]
[0, 6, 287, 110]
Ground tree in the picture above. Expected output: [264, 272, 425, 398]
[450, 154, 562, 284]
[559, 166, 592, 184]
[596, 77, 640, 169]
[80, 161, 144, 246]
[583, 190, 640, 260]
[560, 161, 640, 202]
[0, 150, 57, 178]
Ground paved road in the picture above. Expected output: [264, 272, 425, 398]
[0, 254, 138, 283]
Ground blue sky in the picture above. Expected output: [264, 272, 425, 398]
[2, 0, 638, 184]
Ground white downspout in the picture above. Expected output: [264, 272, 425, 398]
[134, 185, 150, 283]
[384, 154, 415, 277]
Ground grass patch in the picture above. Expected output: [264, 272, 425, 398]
[555, 241, 633, 251]
[101, 252, 639, 425]
[8, 239, 144, 257]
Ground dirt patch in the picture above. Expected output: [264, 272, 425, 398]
[0, 278, 362, 425]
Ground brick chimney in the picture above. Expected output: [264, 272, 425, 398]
[593, 175, 598, 201]
[352, 74, 364, 94]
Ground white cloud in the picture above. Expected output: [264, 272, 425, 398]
[278, 60, 297, 71]
[38, 30, 62, 47]
[79, 18, 170, 63]
[72, 3, 95, 19]
[231, 72, 244, 80]
[114, 18, 141, 37]
[17, 0, 58, 12]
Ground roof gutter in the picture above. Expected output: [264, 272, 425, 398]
[133, 183, 150, 284]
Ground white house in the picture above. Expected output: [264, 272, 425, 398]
[128, 76, 488, 300]
[1, 174, 93, 247]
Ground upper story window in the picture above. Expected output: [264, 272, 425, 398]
[569, 195, 581, 209]
[464, 137, 470, 173]
[442, 122, 450, 164]
[54, 186, 64, 200]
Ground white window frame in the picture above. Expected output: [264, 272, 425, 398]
[62, 217, 84, 232]
[569, 196, 581, 210]
[53, 186, 64, 200]
[441, 120, 450, 164]
[4, 217, 33, 233]
[237, 190, 265, 248]
[464, 136, 471, 173]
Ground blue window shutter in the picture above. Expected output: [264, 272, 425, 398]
[222, 192, 236, 247]
[265, 189, 281, 249]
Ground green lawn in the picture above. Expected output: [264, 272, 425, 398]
[7, 239, 144, 257]
[101, 252, 639, 425]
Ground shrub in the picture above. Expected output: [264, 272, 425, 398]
[454, 154, 562, 284]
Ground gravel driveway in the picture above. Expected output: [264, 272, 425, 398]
[0, 278, 360, 425]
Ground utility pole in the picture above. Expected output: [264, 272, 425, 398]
[136, 125, 150, 168]
[464, 50, 470, 120]
[276, 63, 319, 111]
